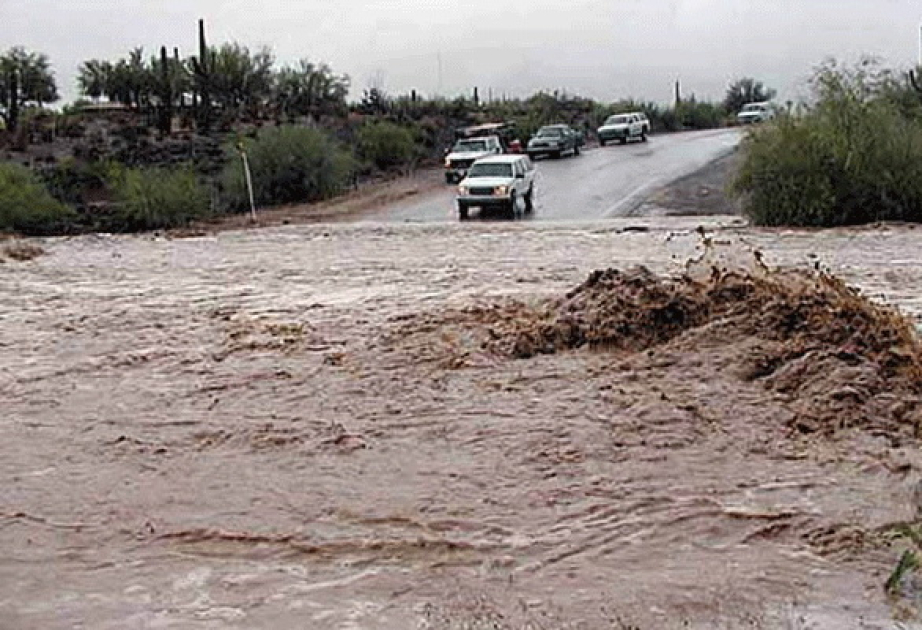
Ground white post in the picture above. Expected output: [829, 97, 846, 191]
[239, 147, 257, 222]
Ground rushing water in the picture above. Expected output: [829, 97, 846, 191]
[2, 218, 921, 629]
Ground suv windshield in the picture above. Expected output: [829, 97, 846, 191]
[468, 163, 513, 178]
[536, 127, 564, 137]
[453, 140, 487, 152]
[742, 104, 765, 112]
[606, 115, 631, 125]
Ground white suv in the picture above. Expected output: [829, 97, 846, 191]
[597, 112, 650, 146]
[737, 102, 775, 124]
[456, 155, 536, 220]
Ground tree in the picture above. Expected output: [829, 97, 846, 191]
[124, 47, 153, 109]
[723, 77, 776, 114]
[82, 48, 155, 109]
[77, 59, 111, 101]
[357, 87, 390, 115]
[274, 60, 349, 120]
[0, 47, 59, 129]
[206, 43, 275, 115]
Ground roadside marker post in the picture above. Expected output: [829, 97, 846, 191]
[237, 142, 257, 223]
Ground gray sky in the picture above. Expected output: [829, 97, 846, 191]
[3, 0, 921, 105]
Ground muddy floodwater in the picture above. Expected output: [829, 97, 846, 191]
[3, 217, 922, 629]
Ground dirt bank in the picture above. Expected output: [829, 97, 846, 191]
[2, 218, 922, 628]
[639, 149, 744, 216]
[181, 169, 445, 235]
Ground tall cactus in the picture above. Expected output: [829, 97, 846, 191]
[909, 69, 922, 100]
[157, 46, 173, 135]
[6, 66, 19, 131]
[173, 47, 183, 113]
[191, 18, 213, 131]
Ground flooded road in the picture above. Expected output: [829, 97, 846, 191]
[2, 218, 922, 629]
[365, 129, 742, 223]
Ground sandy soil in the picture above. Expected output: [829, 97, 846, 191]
[638, 149, 744, 217]
[190, 169, 445, 234]
[2, 217, 922, 629]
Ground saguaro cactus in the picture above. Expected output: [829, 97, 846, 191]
[191, 18, 214, 131]
[909, 69, 922, 99]
[158, 46, 173, 135]
[7, 66, 19, 131]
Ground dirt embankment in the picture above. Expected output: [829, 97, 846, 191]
[639, 149, 743, 216]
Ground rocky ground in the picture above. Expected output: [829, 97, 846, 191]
[3, 215, 922, 628]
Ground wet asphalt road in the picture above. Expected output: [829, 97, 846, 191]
[371, 128, 742, 223]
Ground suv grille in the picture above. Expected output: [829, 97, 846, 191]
[469, 187, 494, 196]
[450, 159, 474, 169]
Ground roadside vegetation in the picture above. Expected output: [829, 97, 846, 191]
[733, 59, 922, 227]
[107, 165, 211, 232]
[355, 121, 419, 172]
[0, 162, 74, 235]
[220, 126, 356, 212]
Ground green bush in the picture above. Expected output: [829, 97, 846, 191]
[356, 121, 417, 170]
[38, 158, 112, 206]
[732, 61, 922, 227]
[0, 162, 76, 235]
[107, 165, 211, 232]
[675, 99, 727, 130]
[221, 125, 355, 212]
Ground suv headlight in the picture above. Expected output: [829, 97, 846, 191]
[458, 185, 468, 196]
[445, 158, 452, 168]
[494, 185, 509, 196]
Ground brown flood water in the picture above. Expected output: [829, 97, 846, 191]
[2, 217, 922, 629]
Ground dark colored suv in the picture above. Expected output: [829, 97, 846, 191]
[526, 124, 583, 159]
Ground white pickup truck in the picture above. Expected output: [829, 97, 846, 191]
[597, 112, 650, 146]
[444, 136, 504, 184]
[456, 155, 536, 220]
[737, 102, 775, 124]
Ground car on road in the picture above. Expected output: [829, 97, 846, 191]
[444, 122, 522, 183]
[736, 102, 775, 124]
[456, 155, 536, 220]
[598, 112, 650, 146]
[444, 136, 504, 184]
[526, 124, 583, 159]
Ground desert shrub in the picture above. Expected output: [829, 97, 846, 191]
[0, 162, 76, 235]
[220, 125, 355, 212]
[106, 165, 211, 232]
[356, 121, 417, 170]
[38, 158, 113, 206]
[732, 61, 922, 227]
[675, 98, 727, 130]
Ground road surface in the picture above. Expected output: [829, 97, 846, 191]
[366, 128, 742, 223]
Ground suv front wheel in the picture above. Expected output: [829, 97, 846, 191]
[506, 193, 518, 219]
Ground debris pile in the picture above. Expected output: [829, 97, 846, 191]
[489, 264, 922, 436]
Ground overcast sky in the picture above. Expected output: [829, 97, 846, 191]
[3, 0, 921, 105]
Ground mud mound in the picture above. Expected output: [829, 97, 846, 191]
[2, 241, 45, 262]
[490, 265, 922, 436]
